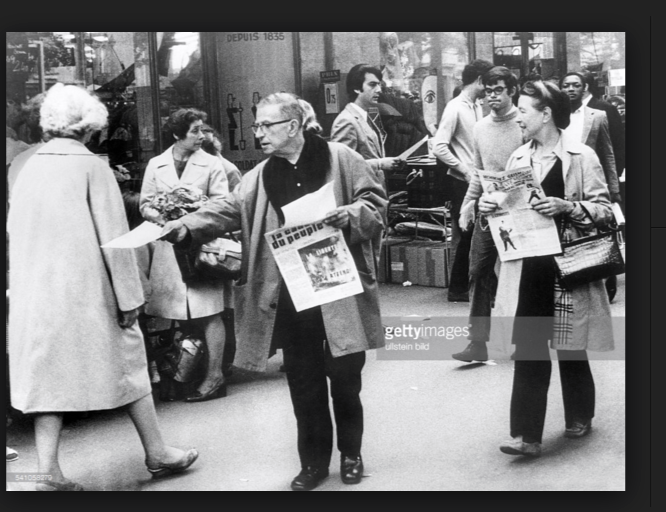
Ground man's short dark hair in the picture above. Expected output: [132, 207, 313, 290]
[579, 69, 600, 98]
[462, 59, 494, 86]
[560, 71, 586, 89]
[483, 66, 518, 93]
[346, 64, 382, 101]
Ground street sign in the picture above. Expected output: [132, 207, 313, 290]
[320, 70, 340, 83]
[609, 69, 625, 87]
[324, 83, 339, 114]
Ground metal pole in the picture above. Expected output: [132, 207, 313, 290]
[36, 41, 46, 92]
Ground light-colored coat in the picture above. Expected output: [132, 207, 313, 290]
[8, 138, 151, 413]
[140, 146, 229, 320]
[494, 135, 615, 352]
[330, 103, 386, 177]
[179, 142, 388, 371]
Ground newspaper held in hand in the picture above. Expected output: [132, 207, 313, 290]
[477, 166, 561, 262]
[265, 222, 363, 312]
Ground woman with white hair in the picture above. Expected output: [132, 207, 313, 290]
[7, 83, 198, 491]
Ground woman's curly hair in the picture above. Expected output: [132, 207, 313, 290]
[40, 83, 108, 139]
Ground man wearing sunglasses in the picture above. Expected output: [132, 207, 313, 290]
[452, 66, 524, 363]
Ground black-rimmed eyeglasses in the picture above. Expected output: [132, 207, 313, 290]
[251, 119, 293, 134]
[484, 86, 506, 96]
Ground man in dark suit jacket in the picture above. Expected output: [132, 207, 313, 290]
[581, 70, 625, 178]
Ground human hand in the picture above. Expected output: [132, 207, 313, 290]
[478, 193, 500, 215]
[531, 197, 574, 217]
[143, 207, 165, 226]
[119, 306, 142, 328]
[323, 207, 350, 229]
[160, 220, 189, 244]
[381, 157, 405, 171]
[459, 201, 476, 231]
[611, 192, 622, 204]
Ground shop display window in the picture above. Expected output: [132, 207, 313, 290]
[493, 32, 556, 80]
[153, 32, 207, 149]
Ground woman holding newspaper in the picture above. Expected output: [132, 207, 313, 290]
[7, 84, 198, 490]
[478, 79, 614, 457]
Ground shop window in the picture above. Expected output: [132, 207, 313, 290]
[579, 32, 625, 97]
[493, 32, 556, 81]
[154, 32, 206, 148]
[377, 32, 469, 157]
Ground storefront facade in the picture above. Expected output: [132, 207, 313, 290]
[6, 31, 625, 187]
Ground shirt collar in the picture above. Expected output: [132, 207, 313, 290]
[529, 133, 565, 160]
[582, 94, 592, 107]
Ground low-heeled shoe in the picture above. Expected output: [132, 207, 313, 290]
[341, 455, 363, 484]
[499, 436, 541, 457]
[290, 466, 329, 491]
[146, 448, 199, 478]
[184, 379, 227, 403]
[564, 420, 592, 438]
[452, 342, 488, 362]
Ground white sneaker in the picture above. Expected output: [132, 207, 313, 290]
[499, 436, 541, 457]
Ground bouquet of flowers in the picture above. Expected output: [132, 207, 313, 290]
[149, 184, 210, 222]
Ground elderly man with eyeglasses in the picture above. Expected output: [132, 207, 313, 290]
[160, 92, 387, 491]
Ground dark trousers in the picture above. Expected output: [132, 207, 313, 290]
[467, 217, 498, 342]
[448, 178, 473, 297]
[276, 287, 365, 469]
[511, 345, 596, 443]
[509, 257, 595, 443]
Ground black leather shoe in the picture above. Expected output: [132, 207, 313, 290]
[340, 455, 363, 485]
[290, 466, 329, 491]
[564, 419, 592, 438]
[452, 342, 488, 362]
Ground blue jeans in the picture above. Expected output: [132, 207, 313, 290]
[467, 216, 498, 342]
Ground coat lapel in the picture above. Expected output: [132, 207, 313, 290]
[152, 146, 209, 190]
[347, 104, 383, 158]
[180, 149, 210, 187]
[581, 107, 594, 146]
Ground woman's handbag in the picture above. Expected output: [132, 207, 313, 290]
[195, 237, 242, 281]
[160, 333, 205, 384]
[173, 235, 241, 284]
[553, 203, 625, 289]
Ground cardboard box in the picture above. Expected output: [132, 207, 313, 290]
[418, 242, 451, 288]
[389, 242, 419, 284]
[378, 237, 411, 283]
[388, 240, 451, 288]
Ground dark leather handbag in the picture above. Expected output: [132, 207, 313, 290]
[554, 203, 625, 289]
[194, 237, 242, 281]
[173, 235, 241, 284]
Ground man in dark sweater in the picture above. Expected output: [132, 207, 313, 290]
[453, 66, 524, 363]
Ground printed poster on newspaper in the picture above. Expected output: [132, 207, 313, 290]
[265, 222, 363, 312]
[477, 166, 561, 262]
